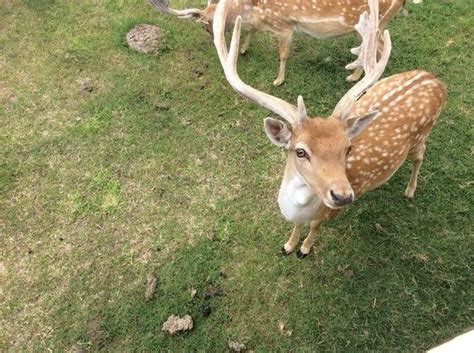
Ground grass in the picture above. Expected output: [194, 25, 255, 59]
[1, 0, 473, 351]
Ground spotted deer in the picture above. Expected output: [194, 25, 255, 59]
[150, 0, 414, 86]
[213, 0, 447, 257]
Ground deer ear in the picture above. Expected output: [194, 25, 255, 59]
[264, 118, 292, 148]
[346, 110, 379, 139]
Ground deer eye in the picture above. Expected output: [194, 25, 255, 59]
[296, 148, 308, 159]
[346, 146, 353, 156]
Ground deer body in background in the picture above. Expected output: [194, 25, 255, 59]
[150, 0, 409, 85]
[213, 0, 447, 257]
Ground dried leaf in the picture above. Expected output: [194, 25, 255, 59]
[278, 321, 292, 337]
[228, 340, 246, 352]
[343, 269, 354, 278]
[145, 274, 157, 300]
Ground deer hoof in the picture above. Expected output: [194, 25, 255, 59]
[404, 188, 415, 198]
[296, 250, 307, 259]
[282, 243, 294, 255]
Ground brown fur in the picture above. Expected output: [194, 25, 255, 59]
[154, 0, 406, 84]
[211, 0, 445, 257]
[283, 70, 446, 255]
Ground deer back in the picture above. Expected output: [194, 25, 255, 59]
[246, 0, 405, 35]
[347, 70, 447, 195]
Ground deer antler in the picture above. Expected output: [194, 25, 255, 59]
[333, 0, 392, 119]
[149, 0, 202, 19]
[213, 0, 304, 126]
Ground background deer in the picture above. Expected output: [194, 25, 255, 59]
[150, 0, 414, 86]
[213, 0, 447, 257]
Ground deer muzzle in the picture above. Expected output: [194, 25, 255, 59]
[325, 181, 355, 208]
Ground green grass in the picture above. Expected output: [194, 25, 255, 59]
[1, 0, 473, 351]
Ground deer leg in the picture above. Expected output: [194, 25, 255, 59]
[282, 223, 302, 254]
[297, 206, 339, 259]
[240, 27, 256, 55]
[405, 143, 426, 198]
[273, 32, 293, 86]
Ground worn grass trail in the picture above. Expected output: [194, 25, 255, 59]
[1, 1, 472, 351]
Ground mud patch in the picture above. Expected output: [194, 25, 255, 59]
[87, 315, 107, 347]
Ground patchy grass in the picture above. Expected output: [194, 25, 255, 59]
[1, 0, 472, 351]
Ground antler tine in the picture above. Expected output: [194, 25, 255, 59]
[333, 0, 392, 119]
[149, 0, 202, 19]
[213, 0, 302, 126]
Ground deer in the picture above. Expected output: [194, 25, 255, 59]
[149, 0, 414, 86]
[213, 0, 447, 258]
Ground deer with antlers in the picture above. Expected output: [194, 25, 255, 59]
[213, 0, 447, 257]
[150, 0, 413, 86]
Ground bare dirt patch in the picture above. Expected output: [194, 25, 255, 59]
[87, 315, 107, 347]
[77, 77, 94, 93]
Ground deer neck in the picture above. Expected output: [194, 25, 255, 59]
[277, 158, 322, 224]
[224, 1, 253, 25]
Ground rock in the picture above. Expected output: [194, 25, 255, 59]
[228, 340, 246, 352]
[145, 274, 157, 300]
[161, 315, 193, 335]
[126, 24, 163, 54]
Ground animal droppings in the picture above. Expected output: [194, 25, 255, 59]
[161, 315, 193, 335]
[126, 24, 163, 54]
[145, 274, 157, 300]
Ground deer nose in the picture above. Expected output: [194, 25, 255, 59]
[330, 190, 354, 206]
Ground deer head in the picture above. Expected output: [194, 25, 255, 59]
[149, 0, 218, 34]
[213, 0, 391, 209]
